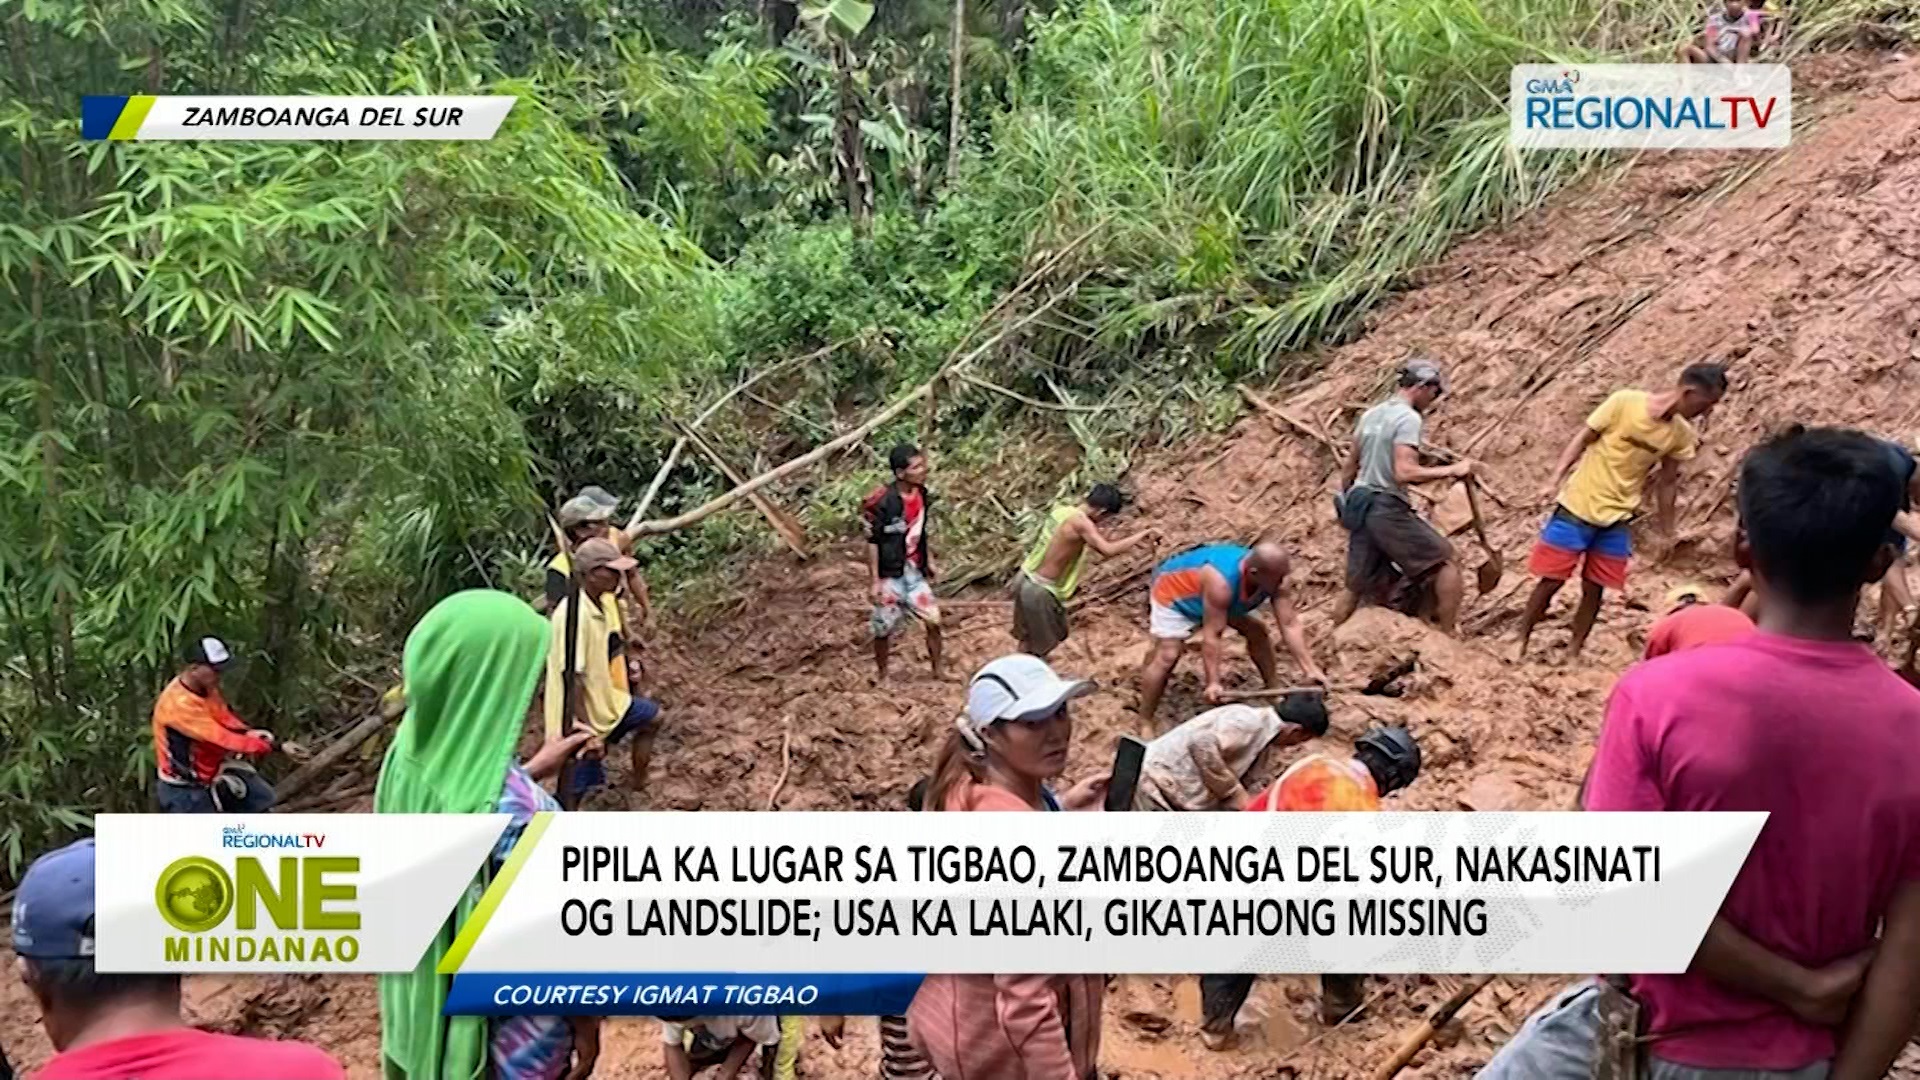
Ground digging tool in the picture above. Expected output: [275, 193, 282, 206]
[1371, 974, 1496, 1080]
[1463, 478, 1504, 595]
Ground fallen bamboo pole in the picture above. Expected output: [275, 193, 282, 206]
[626, 342, 840, 531]
[1372, 974, 1496, 1080]
[272, 707, 394, 804]
[628, 283, 1083, 539]
[766, 716, 795, 811]
[683, 425, 811, 558]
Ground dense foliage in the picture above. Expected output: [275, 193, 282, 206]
[2, 0, 1912, 870]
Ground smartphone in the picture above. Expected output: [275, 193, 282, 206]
[1105, 736, 1148, 812]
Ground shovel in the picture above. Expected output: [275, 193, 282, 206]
[1463, 478, 1503, 595]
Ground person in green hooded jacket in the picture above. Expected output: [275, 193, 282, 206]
[375, 590, 597, 1080]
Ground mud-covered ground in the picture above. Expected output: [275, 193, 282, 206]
[10, 49, 1920, 1080]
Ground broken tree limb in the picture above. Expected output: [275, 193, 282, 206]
[628, 283, 1083, 539]
[625, 342, 840, 531]
[682, 425, 812, 558]
[956, 370, 1108, 412]
[1238, 384, 1344, 462]
[272, 707, 394, 804]
[630, 438, 686, 526]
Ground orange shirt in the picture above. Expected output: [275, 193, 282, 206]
[152, 678, 270, 785]
[1244, 754, 1380, 812]
[1644, 604, 1755, 660]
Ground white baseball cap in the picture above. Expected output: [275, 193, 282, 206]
[963, 654, 1095, 728]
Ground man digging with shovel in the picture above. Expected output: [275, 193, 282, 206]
[1333, 359, 1486, 634]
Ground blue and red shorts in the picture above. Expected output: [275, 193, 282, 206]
[1528, 507, 1630, 590]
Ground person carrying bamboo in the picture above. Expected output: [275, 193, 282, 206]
[1012, 483, 1153, 658]
[545, 537, 662, 807]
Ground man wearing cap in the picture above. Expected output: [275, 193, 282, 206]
[1514, 363, 1728, 662]
[1201, 726, 1422, 1045]
[12, 839, 344, 1079]
[150, 637, 278, 814]
[1333, 359, 1481, 634]
[546, 537, 662, 807]
[544, 486, 653, 634]
[1644, 582, 1754, 659]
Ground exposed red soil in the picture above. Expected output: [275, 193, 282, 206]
[10, 48, 1920, 1080]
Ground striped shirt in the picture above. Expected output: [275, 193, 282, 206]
[881, 1015, 939, 1080]
[1150, 544, 1267, 621]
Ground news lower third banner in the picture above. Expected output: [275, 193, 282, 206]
[1511, 64, 1791, 150]
[79, 96, 515, 140]
[95, 811, 1763, 1016]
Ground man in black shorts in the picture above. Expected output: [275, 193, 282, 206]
[1332, 359, 1480, 633]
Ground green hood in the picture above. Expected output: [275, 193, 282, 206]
[376, 589, 548, 1079]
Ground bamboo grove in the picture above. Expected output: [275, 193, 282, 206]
[2, 0, 1913, 872]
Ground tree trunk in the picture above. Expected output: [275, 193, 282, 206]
[764, 0, 799, 46]
[832, 40, 873, 235]
[1000, 0, 1029, 55]
[946, 0, 967, 184]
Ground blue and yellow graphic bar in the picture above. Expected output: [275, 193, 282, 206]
[81, 96, 158, 140]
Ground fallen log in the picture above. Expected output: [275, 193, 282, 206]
[625, 343, 839, 531]
[1238, 384, 1343, 462]
[272, 707, 393, 804]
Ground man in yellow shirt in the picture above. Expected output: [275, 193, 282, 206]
[1011, 483, 1152, 658]
[547, 538, 661, 806]
[1514, 363, 1728, 660]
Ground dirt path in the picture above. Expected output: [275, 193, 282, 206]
[10, 49, 1920, 1080]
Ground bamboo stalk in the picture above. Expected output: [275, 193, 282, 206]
[1372, 974, 1496, 1080]
[626, 343, 838, 532]
[682, 426, 811, 558]
[628, 283, 1082, 538]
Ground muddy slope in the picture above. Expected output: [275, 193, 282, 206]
[8, 51, 1920, 1080]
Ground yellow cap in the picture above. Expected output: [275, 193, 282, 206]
[1665, 583, 1709, 610]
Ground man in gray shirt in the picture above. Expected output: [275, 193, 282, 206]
[1334, 359, 1479, 632]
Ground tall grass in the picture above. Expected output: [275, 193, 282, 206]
[970, 0, 1894, 372]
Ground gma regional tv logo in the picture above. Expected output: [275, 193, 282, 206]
[154, 829, 360, 964]
[1510, 63, 1790, 150]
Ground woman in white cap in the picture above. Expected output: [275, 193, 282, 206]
[908, 653, 1108, 1080]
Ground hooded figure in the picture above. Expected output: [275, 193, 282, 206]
[375, 591, 586, 1079]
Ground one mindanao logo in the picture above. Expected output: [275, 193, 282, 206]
[153, 837, 361, 964]
[1511, 63, 1790, 150]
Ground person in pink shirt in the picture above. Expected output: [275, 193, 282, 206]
[907, 654, 1109, 1080]
[1481, 426, 1920, 1080]
[12, 839, 344, 1080]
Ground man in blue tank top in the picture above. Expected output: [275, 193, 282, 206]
[1139, 540, 1327, 730]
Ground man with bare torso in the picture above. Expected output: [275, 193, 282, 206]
[1011, 484, 1153, 658]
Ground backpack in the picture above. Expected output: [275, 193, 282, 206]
[860, 483, 890, 528]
